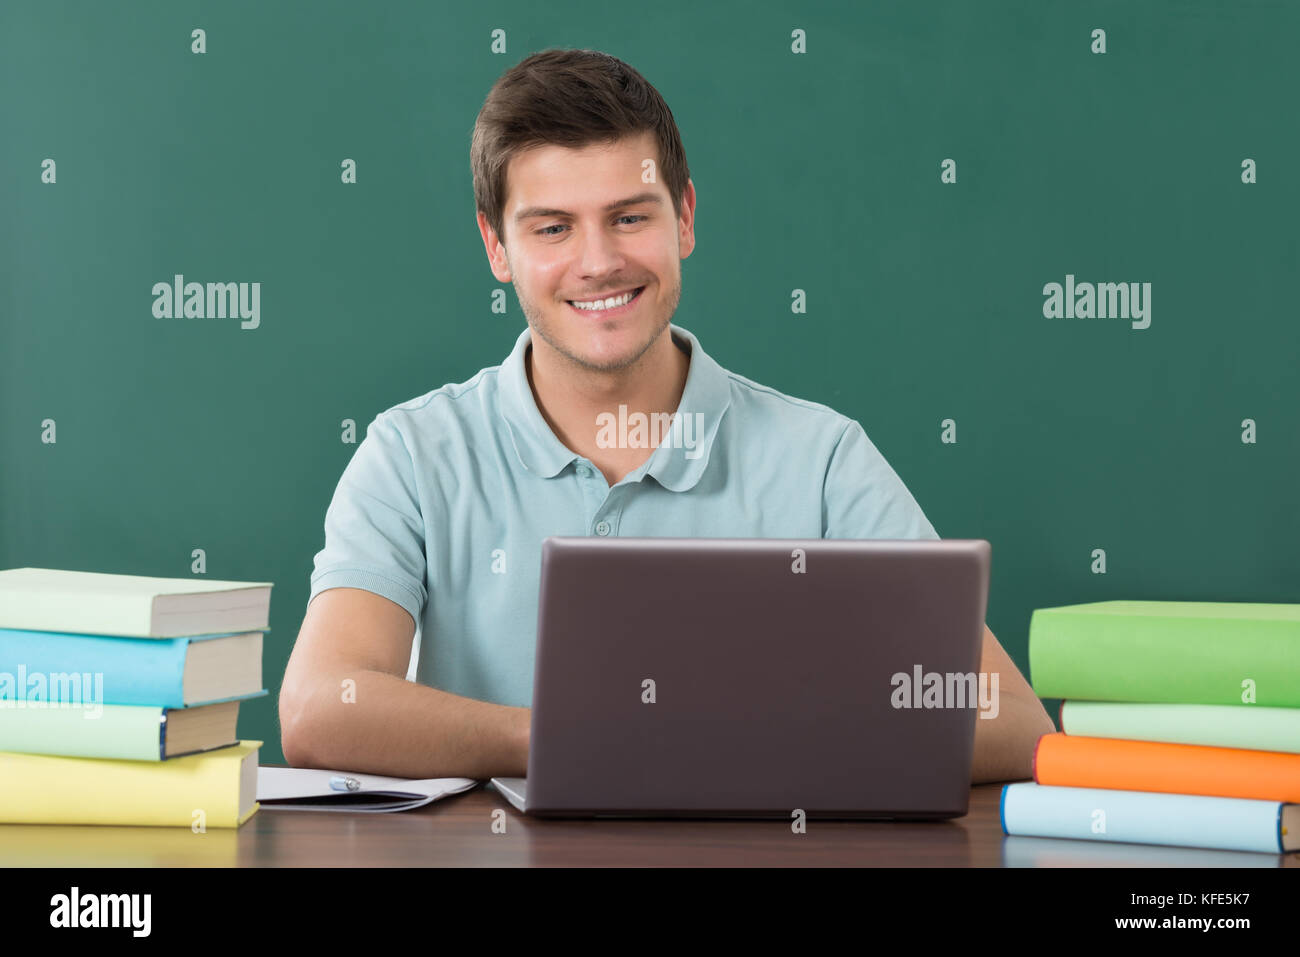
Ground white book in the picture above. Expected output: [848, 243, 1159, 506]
[0, 567, 273, 638]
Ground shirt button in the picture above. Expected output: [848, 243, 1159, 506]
[576, 465, 591, 478]
[595, 521, 611, 536]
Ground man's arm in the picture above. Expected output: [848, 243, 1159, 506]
[970, 623, 1056, 784]
[278, 587, 530, 779]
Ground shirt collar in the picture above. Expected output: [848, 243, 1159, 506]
[497, 322, 731, 491]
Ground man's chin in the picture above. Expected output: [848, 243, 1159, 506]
[528, 306, 668, 373]
[568, 329, 659, 373]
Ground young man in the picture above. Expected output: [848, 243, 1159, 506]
[279, 49, 1054, 784]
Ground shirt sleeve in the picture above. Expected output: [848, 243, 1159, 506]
[822, 419, 940, 540]
[308, 412, 428, 625]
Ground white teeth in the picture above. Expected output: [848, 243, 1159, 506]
[569, 288, 638, 311]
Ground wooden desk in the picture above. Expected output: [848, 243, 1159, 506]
[2, 780, 1295, 867]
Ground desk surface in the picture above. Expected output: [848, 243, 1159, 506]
[3, 779, 1298, 867]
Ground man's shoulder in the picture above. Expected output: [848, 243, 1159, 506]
[372, 363, 503, 432]
[718, 366, 857, 443]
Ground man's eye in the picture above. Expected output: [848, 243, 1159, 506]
[535, 215, 646, 237]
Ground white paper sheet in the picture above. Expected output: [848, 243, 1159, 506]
[257, 766, 479, 812]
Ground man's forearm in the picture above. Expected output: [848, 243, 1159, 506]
[282, 670, 530, 779]
[970, 691, 1056, 785]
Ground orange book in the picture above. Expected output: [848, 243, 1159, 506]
[1033, 732, 1300, 803]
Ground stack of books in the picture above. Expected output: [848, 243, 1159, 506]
[1000, 600, 1300, 855]
[0, 567, 272, 828]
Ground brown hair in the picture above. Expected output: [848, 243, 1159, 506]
[471, 48, 691, 248]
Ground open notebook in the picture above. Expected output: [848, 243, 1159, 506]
[257, 767, 478, 812]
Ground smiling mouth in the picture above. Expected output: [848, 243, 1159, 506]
[565, 285, 646, 312]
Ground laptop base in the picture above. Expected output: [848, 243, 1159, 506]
[489, 777, 965, 820]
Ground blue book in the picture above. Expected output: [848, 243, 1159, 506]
[1001, 782, 1298, 855]
[0, 627, 264, 708]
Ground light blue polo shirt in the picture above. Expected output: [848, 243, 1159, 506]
[308, 323, 939, 707]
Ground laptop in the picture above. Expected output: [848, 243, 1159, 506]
[490, 536, 991, 820]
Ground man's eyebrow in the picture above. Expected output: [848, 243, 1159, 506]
[514, 192, 664, 223]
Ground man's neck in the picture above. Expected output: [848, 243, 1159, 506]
[526, 328, 691, 481]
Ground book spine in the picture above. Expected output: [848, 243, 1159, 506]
[1035, 732, 1300, 803]
[1060, 700, 1300, 753]
[0, 703, 166, 760]
[1002, 782, 1284, 853]
[0, 741, 261, 827]
[1028, 607, 1300, 706]
[0, 592, 153, 639]
[0, 629, 187, 707]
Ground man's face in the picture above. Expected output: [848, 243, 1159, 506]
[478, 131, 695, 374]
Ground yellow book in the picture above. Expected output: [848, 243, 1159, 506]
[0, 740, 261, 827]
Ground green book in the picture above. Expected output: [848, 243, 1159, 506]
[0, 700, 241, 760]
[1060, 700, 1300, 753]
[1029, 600, 1300, 706]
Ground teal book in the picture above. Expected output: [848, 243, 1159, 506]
[1001, 782, 1298, 854]
[0, 699, 251, 760]
[1028, 600, 1300, 706]
[0, 627, 264, 708]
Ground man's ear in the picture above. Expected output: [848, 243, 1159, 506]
[477, 210, 512, 283]
[677, 177, 697, 259]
